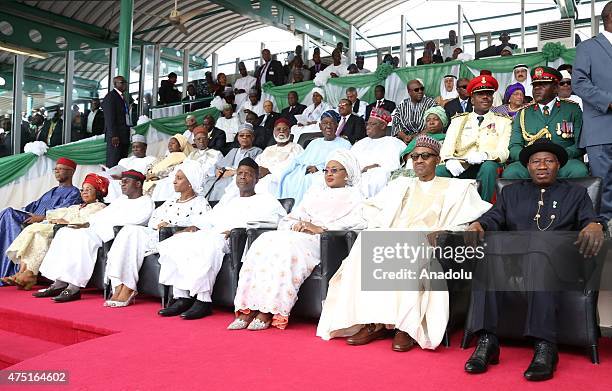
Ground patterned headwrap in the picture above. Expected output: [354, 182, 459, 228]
[423, 106, 449, 128]
[413, 134, 442, 155]
[82, 173, 110, 197]
[503, 83, 525, 104]
[56, 157, 77, 170]
[238, 122, 255, 134]
[321, 109, 341, 123]
[369, 108, 392, 124]
[326, 149, 361, 187]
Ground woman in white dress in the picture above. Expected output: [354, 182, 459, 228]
[5, 174, 108, 290]
[104, 160, 211, 307]
[289, 87, 332, 142]
[229, 150, 367, 330]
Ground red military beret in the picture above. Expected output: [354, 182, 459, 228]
[467, 75, 499, 96]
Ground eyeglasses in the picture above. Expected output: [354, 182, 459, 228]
[410, 152, 438, 161]
[322, 168, 346, 174]
[79, 188, 95, 193]
[559, 81, 571, 86]
[457, 85, 469, 89]
[410, 87, 425, 92]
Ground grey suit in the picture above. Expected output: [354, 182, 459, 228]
[573, 33, 612, 221]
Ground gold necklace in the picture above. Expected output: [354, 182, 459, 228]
[533, 188, 555, 231]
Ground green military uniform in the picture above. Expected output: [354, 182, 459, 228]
[502, 67, 587, 179]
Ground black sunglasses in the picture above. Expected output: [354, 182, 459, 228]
[411, 87, 425, 92]
[559, 81, 571, 86]
[410, 152, 438, 161]
[457, 85, 469, 89]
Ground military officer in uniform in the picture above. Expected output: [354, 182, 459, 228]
[436, 74, 513, 201]
[503, 66, 587, 179]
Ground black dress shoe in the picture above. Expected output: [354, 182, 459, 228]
[524, 340, 558, 381]
[465, 333, 500, 374]
[32, 286, 66, 298]
[158, 298, 194, 317]
[52, 289, 81, 303]
[180, 300, 212, 320]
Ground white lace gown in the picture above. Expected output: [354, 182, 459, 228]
[234, 186, 366, 329]
[105, 196, 211, 292]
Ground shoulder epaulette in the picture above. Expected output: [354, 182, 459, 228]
[492, 112, 512, 120]
[559, 97, 580, 106]
[451, 112, 470, 120]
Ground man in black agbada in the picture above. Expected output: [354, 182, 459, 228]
[464, 138, 606, 381]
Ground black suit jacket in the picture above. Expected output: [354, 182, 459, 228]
[182, 95, 206, 112]
[256, 60, 285, 87]
[280, 104, 307, 126]
[339, 114, 366, 144]
[257, 112, 280, 130]
[208, 127, 227, 154]
[309, 63, 328, 80]
[82, 109, 105, 136]
[36, 119, 63, 147]
[158, 80, 181, 105]
[444, 97, 472, 121]
[102, 89, 131, 144]
[365, 99, 396, 120]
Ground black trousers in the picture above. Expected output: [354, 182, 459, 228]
[468, 245, 561, 344]
[469, 290, 559, 343]
[106, 141, 129, 168]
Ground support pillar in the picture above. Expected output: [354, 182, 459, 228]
[118, 0, 134, 87]
[182, 48, 190, 98]
[152, 44, 160, 106]
[211, 53, 218, 78]
[63, 50, 74, 145]
[457, 3, 463, 49]
[521, 0, 526, 53]
[11, 55, 24, 154]
[349, 25, 357, 65]
[400, 15, 407, 68]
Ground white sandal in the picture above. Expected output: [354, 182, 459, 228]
[247, 318, 271, 331]
[227, 318, 249, 330]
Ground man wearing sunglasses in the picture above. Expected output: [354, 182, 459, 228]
[391, 80, 437, 144]
[437, 75, 513, 202]
[503, 66, 587, 181]
[444, 78, 473, 119]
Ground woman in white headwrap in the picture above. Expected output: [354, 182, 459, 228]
[290, 87, 333, 142]
[229, 150, 367, 331]
[435, 74, 458, 106]
[104, 159, 211, 307]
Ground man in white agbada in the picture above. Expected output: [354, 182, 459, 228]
[279, 110, 351, 206]
[238, 88, 264, 123]
[351, 108, 406, 197]
[182, 115, 198, 145]
[104, 160, 211, 307]
[316, 135, 491, 351]
[35, 170, 155, 303]
[289, 87, 332, 144]
[104, 134, 156, 201]
[216, 104, 242, 145]
[156, 157, 287, 320]
[313, 48, 349, 86]
[229, 150, 367, 330]
[234, 61, 257, 108]
[223, 117, 303, 199]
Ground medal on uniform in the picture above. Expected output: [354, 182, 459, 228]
[567, 122, 573, 138]
[556, 123, 562, 136]
[488, 123, 496, 133]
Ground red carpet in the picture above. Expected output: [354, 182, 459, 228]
[1, 286, 612, 391]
